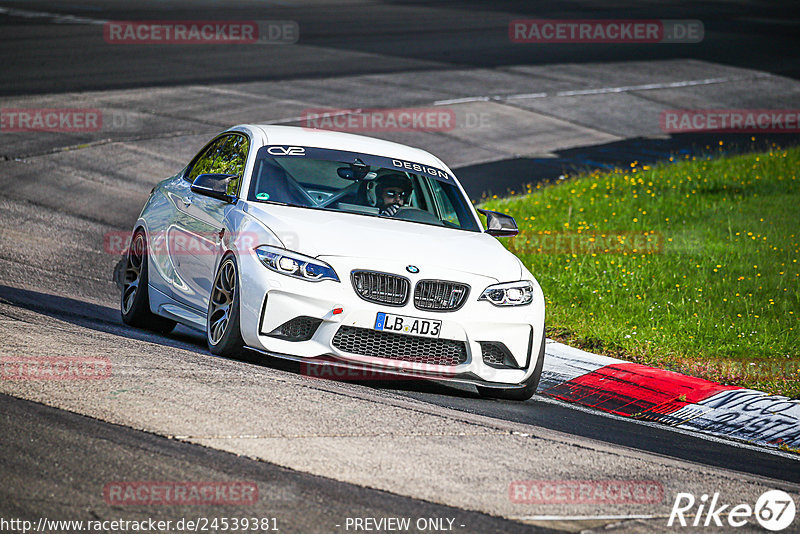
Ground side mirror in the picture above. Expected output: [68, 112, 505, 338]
[191, 173, 237, 203]
[477, 208, 519, 237]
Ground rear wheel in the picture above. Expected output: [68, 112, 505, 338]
[477, 334, 545, 401]
[120, 229, 176, 334]
[207, 255, 246, 357]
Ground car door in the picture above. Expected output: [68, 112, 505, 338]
[170, 133, 249, 312]
[155, 140, 218, 302]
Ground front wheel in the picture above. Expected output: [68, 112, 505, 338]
[207, 255, 245, 357]
[120, 229, 176, 334]
[477, 334, 545, 401]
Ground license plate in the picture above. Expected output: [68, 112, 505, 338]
[375, 312, 441, 338]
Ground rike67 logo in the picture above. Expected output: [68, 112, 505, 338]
[669, 490, 796, 531]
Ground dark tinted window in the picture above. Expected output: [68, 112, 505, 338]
[184, 134, 250, 196]
[248, 147, 479, 232]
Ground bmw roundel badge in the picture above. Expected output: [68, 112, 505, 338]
[406, 265, 419, 274]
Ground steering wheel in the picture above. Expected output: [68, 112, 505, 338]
[387, 206, 445, 226]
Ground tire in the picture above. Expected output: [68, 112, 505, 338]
[206, 255, 246, 357]
[477, 333, 545, 401]
[120, 229, 177, 334]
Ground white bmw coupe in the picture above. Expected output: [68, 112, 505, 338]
[121, 125, 545, 400]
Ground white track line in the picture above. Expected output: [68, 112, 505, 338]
[433, 74, 772, 105]
[0, 6, 107, 25]
[271, 74, 772, 125]
[511, 514, 659, 521]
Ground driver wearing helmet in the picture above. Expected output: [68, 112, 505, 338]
[374, 173, 412, 217]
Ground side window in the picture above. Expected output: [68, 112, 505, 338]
[184, 137, 227, 184]
[214, 135, 249, 195]
[429, 180, 460, 226]
[184, 134, 249, 196]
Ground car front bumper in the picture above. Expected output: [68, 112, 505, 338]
[237, 252, 545, 387]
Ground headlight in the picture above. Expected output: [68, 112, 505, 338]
[255, 246, 339, 282]
[479, 281, 534, 306]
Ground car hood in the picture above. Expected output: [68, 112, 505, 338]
[244, 203, 523, 282]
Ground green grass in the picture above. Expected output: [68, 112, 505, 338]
[481, 145, 800, 398]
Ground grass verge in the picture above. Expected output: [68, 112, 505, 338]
[481, 145, 800, 398]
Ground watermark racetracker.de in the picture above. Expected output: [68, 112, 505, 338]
[1, 108, 101, 132]
[106, 230, 663, 258]
[661, 110, 800, 133]
[1, 357, 111, 380]
[0, 108, 143, 133]
[300, 107, 493, 133]
[509, 479, 664, 504]
[302, 108, 454, 132]
[301, 359, 459, 382]
[103, 481, 259, 506]
[508, 231, 664, 255]
[104, 20, 298, 44]
[666, 360, 800, 383]
[105, 230, 300, 256]
[509, 19, 703, 43]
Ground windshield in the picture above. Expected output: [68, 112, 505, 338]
[247, 146, 480, 232]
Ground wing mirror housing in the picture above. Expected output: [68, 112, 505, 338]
[477, 208, 519, 237]
[191, 174, 237, 203]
